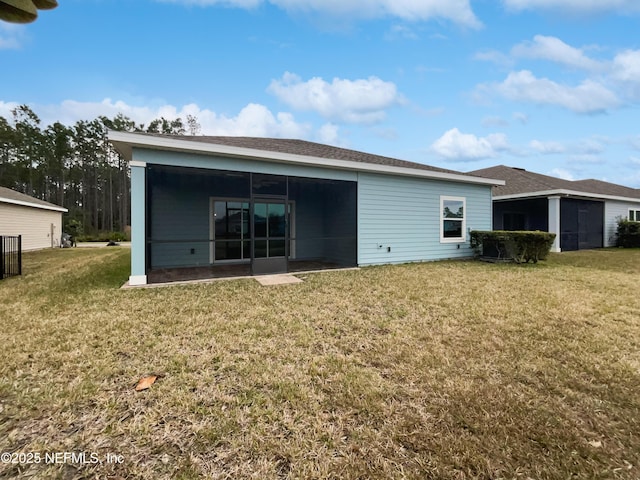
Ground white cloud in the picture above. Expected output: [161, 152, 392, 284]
[612, 49, 640, 84]
[157, 0, 482, 27]
[502, 0, 640, 15]
[267, 72, 401, 124]
[473, 49, 513, 67]
[481, 116, 509, 127]
[529, 140, 566, 154]
[158, 0, 262, 7]
[511, 35, 604, 71]
[430, 128, 509, 161]
[0, 101, 20, 119]
[548, 168, 575, 180]
[2, 98, 313, 138]
[513, 112, 529, 124]
[385, 24, 419, 41]
[483, 70, 619, 114]
[577, 139, 605, 155]
[0, 24, 25, 50]
[316, 123, 341, 145]
[567, 154, 605, 165]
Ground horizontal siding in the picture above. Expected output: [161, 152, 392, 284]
[604, 200, 640, 247]
[357, 172, 492, 265]
[135, 148, 358, 182]
[0, 203, 62, 251]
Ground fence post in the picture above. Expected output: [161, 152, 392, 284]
[18, 235, 22, 276]
[0, 236, 4, 280]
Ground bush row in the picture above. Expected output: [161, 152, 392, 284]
[470, 230, 556, 264]
[75, 231, 129, 242]
[616, 220, 640, 248]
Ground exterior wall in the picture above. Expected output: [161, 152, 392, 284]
[357, 172, 492, 266]
[130, 148, 495, 280]
[129, 164, 147, 285]
[604, 200, 640, 247]
[0, 203, 62, 251]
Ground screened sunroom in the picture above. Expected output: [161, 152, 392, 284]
[145, 164, 357, 282]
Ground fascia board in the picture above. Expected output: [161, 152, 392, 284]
[108, 131, 505, 187]
[494, 189, 640, 204]
[0, 197, 68, 212]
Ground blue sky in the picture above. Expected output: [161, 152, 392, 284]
[2, 0, 640, 187]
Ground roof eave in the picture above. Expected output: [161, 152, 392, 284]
[108, 131, 505, 187]
[0, 197, 68, 212]
[494, 189, 640, 203]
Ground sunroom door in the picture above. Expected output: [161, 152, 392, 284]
[211, 200, 251, 263]
[251, 198, 288, 275]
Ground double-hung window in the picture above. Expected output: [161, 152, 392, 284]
[440, 196, 466, 243]
[629, 209, 640, 222]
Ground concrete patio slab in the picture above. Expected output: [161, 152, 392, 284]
[255, 274, 304, 286]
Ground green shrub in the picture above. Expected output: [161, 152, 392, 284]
[616, 219, 640, 248]
[64, 219, 84, 238]
[76, 231, 128, 242]
[470, 230, 556, 264]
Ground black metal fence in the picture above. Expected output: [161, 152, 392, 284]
[1, 235, 22, 280]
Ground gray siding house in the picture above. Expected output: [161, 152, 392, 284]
[470, 165, 640, 252]
[109, 132, 503, 286]
[0, 186, 67, 251]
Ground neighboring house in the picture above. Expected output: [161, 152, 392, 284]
[0, 186, 68, 251]
[469, 165, 640, 252]
[110, 132, 504, 286]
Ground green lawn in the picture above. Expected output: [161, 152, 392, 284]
[0, 248, 639, 479]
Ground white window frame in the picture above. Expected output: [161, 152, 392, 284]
[629, 209, 640, 222]
[440, 195, 466, 243]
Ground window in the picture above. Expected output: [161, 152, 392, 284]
[629, 209, 640, 222]
[440, 196, 466, 243]
[212, 200, 251, 262]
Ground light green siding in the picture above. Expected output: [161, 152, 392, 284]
[130, 164, 146, 280]
[357, 172, 492, 265]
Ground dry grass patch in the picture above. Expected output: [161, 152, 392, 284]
[0, 248, 639, 479]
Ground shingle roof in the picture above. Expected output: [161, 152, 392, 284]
[0, 186, 66, 210]
[469, 165, 640, 200]
[151, 134, 469, 176]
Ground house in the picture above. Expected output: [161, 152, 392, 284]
[109, 132, 504, 286]
[0, 186, 68, 251]
[469, 165, 640, 252]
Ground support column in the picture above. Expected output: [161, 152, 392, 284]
[548, 195, 561, 252]
[129, 161, 148, 285]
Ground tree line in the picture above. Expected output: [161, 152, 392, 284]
[0, 105, 200, 237]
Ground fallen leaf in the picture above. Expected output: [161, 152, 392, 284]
[135, 375, 158, 391]
[588, 440, 602, 448]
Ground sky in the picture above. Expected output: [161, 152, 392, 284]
[2, 0, 640, 187]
